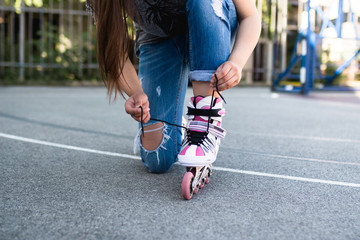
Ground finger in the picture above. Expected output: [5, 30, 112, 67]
[133, 111, 146, 121]
[143, 112, 151, 124]
[126, 105, 142, 115]
[220, 75, 240, 91]
[210, 65, 232, 88]
[216, 75, 240, 91]
[142, 101, 150, 111]
[125, 97, 140, 114]
[133, 107, 149, 119]
[133, 111, 150, 123]
[140, 106, 150, 116]
[125, 105, 140, 115]
[210, 64, 224, 83]
[214, 67, 236, 85]
[134, 94, 149, 108]
[131, 114, 141, 121]
[133, 106, 150, 121]
[215, 62, 232, 80]
[211, 68, 238, 90]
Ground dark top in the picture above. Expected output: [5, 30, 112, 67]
[86, 0, 187, 53]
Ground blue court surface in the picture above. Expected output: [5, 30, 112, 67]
[1, 86, 360, 239]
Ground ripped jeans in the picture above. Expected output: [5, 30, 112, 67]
[135, 0, 238, 173]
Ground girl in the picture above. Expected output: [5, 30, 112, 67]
[86, 0, 261, 173]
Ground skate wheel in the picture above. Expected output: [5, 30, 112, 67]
[199, 178, 205, 189]
[182, 172, 194, 200]
[205, 177, 210, 184]
[193, 185, 199, 194]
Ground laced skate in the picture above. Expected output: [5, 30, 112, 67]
[179, 89, 226, 200]
[178, 95, 226, 166]
[138, 74, 226, 200]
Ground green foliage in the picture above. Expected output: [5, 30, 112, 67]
[1, 0, 101, 85]
[5, 0, 86, 13]
[0, 22, 99, 85]
[32, 24, 97, 82]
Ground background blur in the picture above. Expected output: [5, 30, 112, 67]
[0, 0, 359, 90]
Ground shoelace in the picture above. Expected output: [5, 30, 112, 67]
[139, 74, 226, 140]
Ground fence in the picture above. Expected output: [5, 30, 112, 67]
[0, 0, 97, 83]
[0, 0, 278, 85]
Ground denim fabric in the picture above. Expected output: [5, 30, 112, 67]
[187, 0, 238, 82]
[137, 34, 189, 173]
[136, 0, 238, 173]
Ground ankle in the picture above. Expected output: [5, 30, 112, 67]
[192, 81, 220, 98]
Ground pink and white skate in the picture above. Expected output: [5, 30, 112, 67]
[179, 96, 226, 200]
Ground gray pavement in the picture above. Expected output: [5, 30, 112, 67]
[1, 86, 360, 239]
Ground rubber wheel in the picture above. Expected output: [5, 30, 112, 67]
[205, 177, 210, 184]
[205, 168, 211, 184]
[199, 178, 205, 189]
[193, 185, 199, 194]
[182, 172, 194, 200]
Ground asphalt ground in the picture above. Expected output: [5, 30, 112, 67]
[1, 86, 360, 239]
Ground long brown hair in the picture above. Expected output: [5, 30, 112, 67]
[95, 0, 135, 99]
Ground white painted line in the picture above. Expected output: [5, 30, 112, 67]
[242, 132, 360, 144]
[0, 95, 104, 98]
[238, 150, 360, 167]
[213, 167, 360, 188]
[0, 132, 141, 160]
[1, 132, 360, 188]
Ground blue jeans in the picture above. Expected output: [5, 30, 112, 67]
[135, 0, 238, 173]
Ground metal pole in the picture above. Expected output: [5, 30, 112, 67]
[299, 1, 307, 88]
[10, 3, 15, 74]
[19, 0, 25, 80]
[304, 0, 311, 94]
[78, 0, 83, 78]
[49, 0, 53, 77]
[28, 11, 33, 76]
[271, 0, 279, 88]
[300, 37, 307, 87]
[87, 16, 92, 76]
[336, 0, 343, 38]
[40, 9, 44, 77]
[280, 0, 287, 71]
[59, 0, 64, 67]
[69, 0, 74, 79]
[0, 0, 5, 77]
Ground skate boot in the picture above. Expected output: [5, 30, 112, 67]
[178, 96, 226, 166]
[179, 96, 226, 200]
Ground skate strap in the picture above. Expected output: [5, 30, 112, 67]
[138, 74, 226, 137]
[188, 121, 226, 139]
[187, 107, 222, 118]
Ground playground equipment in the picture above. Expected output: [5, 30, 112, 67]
[272, 0, 360, 94]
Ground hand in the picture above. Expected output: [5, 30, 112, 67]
[210, 61, 242, 91]
[125, 91, 150, 123]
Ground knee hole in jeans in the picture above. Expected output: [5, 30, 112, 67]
[141, 122, 164, 151]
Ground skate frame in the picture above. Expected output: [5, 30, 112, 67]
[187, 165, 212, 192]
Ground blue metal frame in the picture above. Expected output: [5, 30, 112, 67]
[272, 0, 360, 94]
